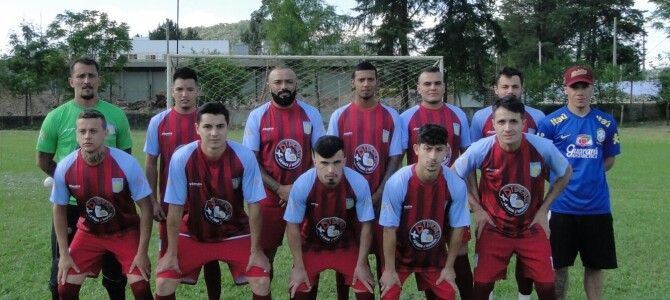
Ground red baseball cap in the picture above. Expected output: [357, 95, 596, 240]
[564, 66, 593, 86]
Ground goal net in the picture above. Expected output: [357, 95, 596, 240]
[166, 54, 443, 113]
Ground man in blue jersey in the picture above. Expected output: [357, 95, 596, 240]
[538, 66, 621, 300]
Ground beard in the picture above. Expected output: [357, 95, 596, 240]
[271, 89, 297, 107]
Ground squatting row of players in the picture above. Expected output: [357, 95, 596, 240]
[37, 57, 621, 300]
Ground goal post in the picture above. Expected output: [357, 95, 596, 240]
[166, 54, 444, 113]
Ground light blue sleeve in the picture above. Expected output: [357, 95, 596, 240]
[385, 105, 403, 156]
[527, 134, 570, 178]
[110, 148, 152, 201]
[537, 109, 558, 140]
[452, 137, 492, 178]
[326, 105, 346, 136]
[379, 167, 411, 227]
[230, 142, 267, 203]
[163, 142, 197, 205]
[50, 152, 78, 205]
[345, 168, 375, 222]
[526, 106, 546, 129]
[447, 104, 472, 148]
[469, 107, 491, 142]
[301, 102, 326, 147]
[444, 167, 470, 227]
[143, 110, 168, 156]
[242, 105, 265, 151]
[283, 169, 315, 224]
[399, 106, 419, 151]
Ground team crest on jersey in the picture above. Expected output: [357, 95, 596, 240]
[353, 144, 380, 174]
[382, 130, 390, 143]
[529, 162, 542, 178]
[84, 197, 115, 224]
[232, 178, 241, 190]
[275, 139, 303, 170]
[498, 184, 531, 216]
[596, 128, 606, 143]
[346, 198, 355, 209]
[303, 122, 312, 134]
[316, 217, 347, 243]
[576, 134, 593, 147]
[409, 219, 442, 250]
[204, 197, 233, 225]
[112, 178, 124, 193]
[453, 123, 461, 136]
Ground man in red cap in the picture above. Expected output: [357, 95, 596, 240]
[538, 66, 621, 300]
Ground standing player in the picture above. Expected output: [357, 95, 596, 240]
[400, 66, 473, 299]
[51, 110, 153, 299]
[327, 61, 403, 298]
[155, 102, 271, 300]
[36, 57, 132, 300]
[242, 66, 325, 283]
[452, 96, 573, 300]
[469, 66, 544, 300]
[538, 66, 621, 300]
[379, 124, 470, 300]
[284, 135, 375, 300]
[144, 67, 222, 299]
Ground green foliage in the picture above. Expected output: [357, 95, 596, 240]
[148, 18, 201, 40]
[657, 68, 670, 103]
[353, 0, 426, 56]
[46, 10, 132, 91]
[188, 56, 250, 108]
[192, 21, 250, 42]
[650, 0, 670, 37]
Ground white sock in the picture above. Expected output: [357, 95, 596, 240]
[518, 292, 531, 300]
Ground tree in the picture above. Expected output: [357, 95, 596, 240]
[148, 18, 201, 40]
[650, 0, 670, 37]
[242, 4, 270, 55]
[46, 10, 132, 93]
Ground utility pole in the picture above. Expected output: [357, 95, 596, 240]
[613, 17, 617, 66]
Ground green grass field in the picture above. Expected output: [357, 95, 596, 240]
[1, 122, 669, 299]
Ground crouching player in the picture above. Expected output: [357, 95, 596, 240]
[51, 109, 154, 299]
[155, 102, 271, 299]
[284, 135, 375, 300]
[379, 124, 470, 300]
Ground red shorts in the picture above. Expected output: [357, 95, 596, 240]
[67, 229, 143, 278]
[295, 248, 369, 292]
[260, 204, 286, 251]
[156, 234, 269, 284]
[473, 225, 553, 283]
[382, 268, 455, 300]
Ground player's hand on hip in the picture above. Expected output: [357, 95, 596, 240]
[474, 209, 495, 239]
[58, 254, 80, 285]
[276, 184, 292, 208]
[247, 250, 271, 272]
[155, 254, 181, 274]
[379, 269, 401, 298]
[130, 252, 152, 281]
[153, 204, 166, 222]
[436, 266, 457, 290]
[353, 262, 375, 293]
[288, 266, 311, 297]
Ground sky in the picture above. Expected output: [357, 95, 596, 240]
[1, 0, 667, 69]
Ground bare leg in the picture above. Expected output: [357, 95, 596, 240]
[554, 267, 569, 300]
[584, 268, 603, 300]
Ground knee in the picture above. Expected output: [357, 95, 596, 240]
[248, 276, 271, 295]
[155, 278, 179, 296]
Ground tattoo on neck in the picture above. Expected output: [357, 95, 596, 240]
[83, 151, 106, 164]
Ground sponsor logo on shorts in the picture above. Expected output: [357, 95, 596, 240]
[274, 139, 303, 170]
[498, 183, 531, 216]
[353, 144, 379, 174]
[84, 196, 115, 224]
[409, 219, 442, 250]
[204, 198, 233, 225]
[316, 217, 346, 243]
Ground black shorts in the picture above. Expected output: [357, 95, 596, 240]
[549, 212, 617, 270]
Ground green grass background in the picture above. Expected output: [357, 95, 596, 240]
[0, 122, 668, 299]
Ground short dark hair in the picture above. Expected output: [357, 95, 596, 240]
[197, 102, 230, 124]
[70, 57, 100, 75]
[492, 95, 525, 116]
[313, 135, 344, 159]
[496, 67, 523, 86]
[78, 109, 107, 129]
[173, 67, 198, 83]
[417, 124, 448, 146]
[352, 61, 377, 79]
